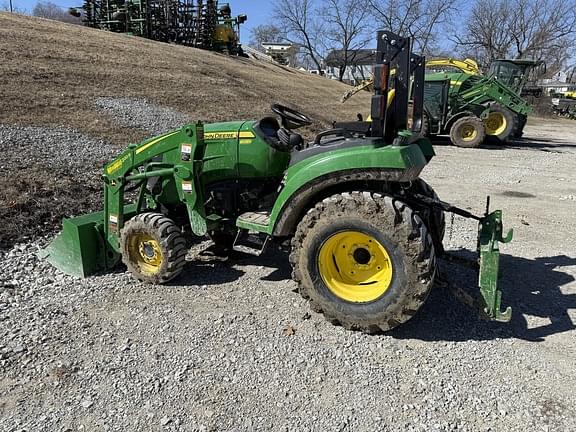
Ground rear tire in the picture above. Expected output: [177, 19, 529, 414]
[420, 111, 430, 137]
[120, 212, 187, 284]
[290, 192, 436, 333]
[450, 116, 485, 148]
[406, 179, 445, 247]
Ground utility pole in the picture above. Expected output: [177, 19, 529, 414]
[9, 0, 13, 12]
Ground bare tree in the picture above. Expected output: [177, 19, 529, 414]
[322, 0, 372, 81]
[368, 0, 457, 54]
[453, 0, 576, 73]
[32, 1, 81, 24]
[1, 0, 26, 13]
[249, 24, 285, 52]
[273, 0, 325, 71]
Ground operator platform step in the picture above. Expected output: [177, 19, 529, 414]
[233, 229, 270, 256]
[236, 211, 271, 228]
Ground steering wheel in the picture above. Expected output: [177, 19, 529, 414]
[271, 103, 313, 129]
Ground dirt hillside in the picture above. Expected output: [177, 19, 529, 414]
[0, 12, 370, 247]
[0, 13, 370, 141]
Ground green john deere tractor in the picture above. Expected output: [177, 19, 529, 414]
[42, 31, 513, 333]
[422, 70, 532, 147]
[420, 58, 545, 145]
[343, 57, 544, 146]
[488, 59, 545, 98]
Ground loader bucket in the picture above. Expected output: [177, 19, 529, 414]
[39, 211, 110, 278]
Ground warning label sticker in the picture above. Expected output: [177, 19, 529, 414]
[182, 181, 193, 192]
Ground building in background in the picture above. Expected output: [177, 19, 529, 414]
[324, 49, 376, 84]
[261, 42, 299, 67]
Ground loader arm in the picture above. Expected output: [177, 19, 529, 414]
[41, 123, 207, 277]
[102, 123, 207, 252]
[457, 76, 532, 116]
[341, 57, 480, 103]
[426, 58, 480, 75]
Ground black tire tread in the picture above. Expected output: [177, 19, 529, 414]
[485, 103, 515, 143]
[120, 212, 187, 284]
[512, 113, 527, 139]
[290, 191, 436, 333]
[408, 178, 445, 246]
[450, 116, 486, 148]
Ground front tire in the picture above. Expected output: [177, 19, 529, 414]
[120, 212, 187, 284]
[450, 116, 486, 148]
[512, 113, 527, 138]
[290, 192, 436, 333]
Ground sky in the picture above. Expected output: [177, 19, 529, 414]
[7, 0, 273, 44]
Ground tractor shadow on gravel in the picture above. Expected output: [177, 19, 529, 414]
[392, 253, 576, 342]
[171, 245, 576, 342]
[170, 260, 246, 286]
[171, 246, 292, 287]
[502, 138, 575, 153]
[430, 136, 575, 152]
[232, 247, 294, 282]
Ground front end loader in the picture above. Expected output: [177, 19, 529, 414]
[42, 31, 513, 333]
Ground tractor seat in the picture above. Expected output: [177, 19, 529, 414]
[277, 128, 303, 151]
[253, 117, 303, 152]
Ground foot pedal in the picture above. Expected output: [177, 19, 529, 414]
[233, 229, 270, 256]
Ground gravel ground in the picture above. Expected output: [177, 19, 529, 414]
[0, 97, 187, 249]
[0, 125, 122, 248]
[94, 98, 190, 136]
[1, 117, 575, 431]
[0, 125, 118, 169]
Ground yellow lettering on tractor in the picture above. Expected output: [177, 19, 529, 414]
[204, 131, 255, 140]
[204, 132, 238, 140]
[106, 154, 130, 174]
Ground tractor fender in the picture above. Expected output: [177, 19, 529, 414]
[270, 145, 428, 237]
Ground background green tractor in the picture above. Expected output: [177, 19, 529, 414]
[422, 69, 532, 147]
[344, 57, 543, 147]
[421, 58, 545, 146]
[487, 58, 545, 137]
[43, 31, 512, 333]
[488, 59, 545, 98]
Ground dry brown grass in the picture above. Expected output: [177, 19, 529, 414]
[0, 12, 370, 144]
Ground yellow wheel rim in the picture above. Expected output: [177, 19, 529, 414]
[318, 231, 394, 303]
[460, 124, 478, 141]
[127, 233, 163, 276]
[484, 111, 507, 136]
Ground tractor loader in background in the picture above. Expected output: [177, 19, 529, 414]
[42, 31, 513, 333]
[342, 56, 544, 146]
[341, 57, 481, 102]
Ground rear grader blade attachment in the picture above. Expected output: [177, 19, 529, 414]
[477, 210, 513, 322]
[422, 194, 514, 322]
[39, 211, 110, 278]
[441, 208, 514, 322]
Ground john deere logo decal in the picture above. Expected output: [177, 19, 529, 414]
[204, 131, 255, 140]
[204, 132, 238, 140]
